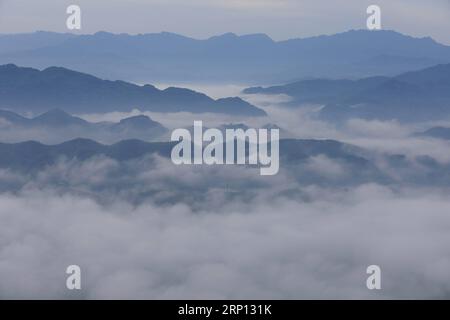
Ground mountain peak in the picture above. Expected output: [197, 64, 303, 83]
[206, 32, 273, 43]
[32, 109, 87, 126]
[93, 31, 114, 37]
[208, 32, 238, 41]
[240, 33, 274, 42]
[43, 66, 77, 74]
[112, 115, 167, 136]
[0, 63, 19, 70]
[219, 32, 238, 38]
[118, 115, 159, 127]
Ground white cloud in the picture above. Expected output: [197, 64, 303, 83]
[1, 184, 450, 298]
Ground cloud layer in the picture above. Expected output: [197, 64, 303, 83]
[1, 82, 450, 298]
[1, 184, 450, 299]
[0, 141, 449, 299]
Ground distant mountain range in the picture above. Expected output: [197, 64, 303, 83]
[244, 63, 450, 122]
[0, 64, 266, 116]
[0, 138, 449, 192]
[0, 108, 168, 144]
[0, 137, 374, 177]
[217, 123, 291, 138]
[0, 139, 171, 172]
[0, 138, 383, 204]
[1, 30, 449, 82]
[0, 108, 295, 144]
[416, 126, 450, 140]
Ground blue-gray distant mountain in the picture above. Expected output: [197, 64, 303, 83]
[0, 138, 383, 204]
[0, 31, 75, 54]
[31, 108, 89, 127]
[0, 64, 266, 116]
[416, 127, 450, 140]
[244, 64, 450, 122]
[0, 108, 168, 144]
[217, 123, 291, 138]
[1, 30, 449, 82]
[0, 138, 448, 196]
[0, 138, 380, 185]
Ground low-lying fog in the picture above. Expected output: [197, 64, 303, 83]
[1, 83, 450, 299]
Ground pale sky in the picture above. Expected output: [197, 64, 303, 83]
[0, 0, 449, 44]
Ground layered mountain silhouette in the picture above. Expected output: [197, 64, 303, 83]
[244, 63, 450, 122]
[0, 64, 266, 116]
[0, 108, 168, 144]
[0, 137, 370, 173]
[416, 126, 450, 140]
[1, 30, 449, 82]
[0, 138, 382, 203]
[0, 138, 448, 191]
[217, 123, 291, 138]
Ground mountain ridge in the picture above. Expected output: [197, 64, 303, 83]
[243, 63, 450, 122]
[0, 64, 266, 116]
[1, 29, 449, 82]
[0, 108, 169, 144]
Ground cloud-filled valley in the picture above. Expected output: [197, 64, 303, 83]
[1, 25, 450, 299]
[2, 83, 450, 298]
[0, 124, 450, 298]
[2, 184, 450, 299]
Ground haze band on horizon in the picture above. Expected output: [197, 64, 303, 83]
[171, 121, 280, 176]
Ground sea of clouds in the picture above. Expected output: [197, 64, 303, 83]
[1, 182, 450, 299]
[1, 88, 450, 299]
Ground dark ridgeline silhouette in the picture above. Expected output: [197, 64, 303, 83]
[0, 64, 266, 116]
[0, 108, 168, 143]
[244, 63, 450, 122]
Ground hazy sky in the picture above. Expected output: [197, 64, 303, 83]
[0, 0, 449, 43]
